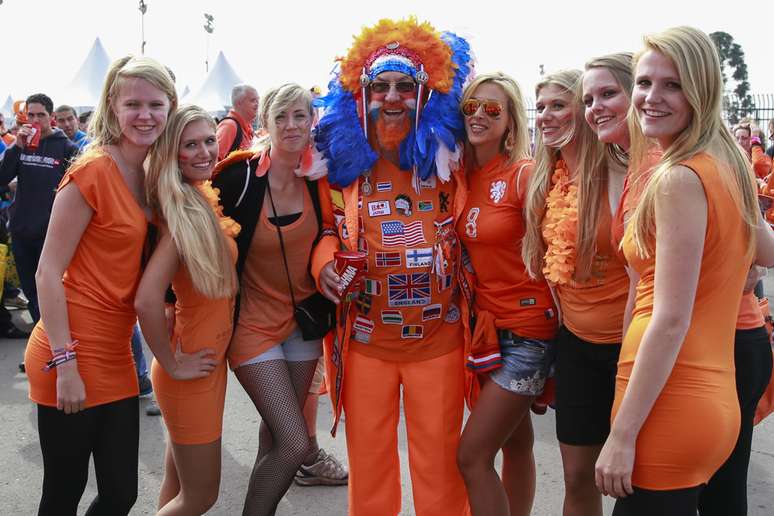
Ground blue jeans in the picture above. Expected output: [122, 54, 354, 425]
[131, 324, 148, 378]
[10, 234, 44, 323]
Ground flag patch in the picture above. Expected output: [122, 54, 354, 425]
[419, 176, 437, 189]
[375, 251, 401, 267]
[438, 274, 453, 291]
[376, 181, 392, 192]
[388, 273, 431, 307]
[381, 220, 426, 247]
[362, 278, 382, 295]
[368, 200, 391, 217]
[381, 310, 403, 325]
[353, 331, 371, 343]
[422, 304, 442, 321]
[353, 315, 375, 334]
[405, 247, 433, 268]
[356, 292, 372, 315]
[401, 325, 424, 339]
[418, 201, 433, 212]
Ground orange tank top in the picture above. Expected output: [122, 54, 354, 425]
[543, 166, 628, 343]
[25, 151, 148, 408]
[228, 186, 318, 368]
[458, 156, 557, 340]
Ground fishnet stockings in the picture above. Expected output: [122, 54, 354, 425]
[235, 359, 317, 516]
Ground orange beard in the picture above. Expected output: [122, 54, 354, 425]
[375, 112, 411, 151]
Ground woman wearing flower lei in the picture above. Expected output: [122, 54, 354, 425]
[136, 105, 240, 515]
[522, 69, 629, 516]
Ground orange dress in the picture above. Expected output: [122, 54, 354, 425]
[151, 236, 237, 445]
[616, 153, 749, 489]
[25, 151, 147, 408]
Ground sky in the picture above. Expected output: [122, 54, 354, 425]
[1, 0, 772, 105]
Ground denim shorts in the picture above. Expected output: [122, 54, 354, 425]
[489, 330, 555, 396]
[240, 327, 322, 367]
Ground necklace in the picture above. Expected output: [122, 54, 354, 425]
[542, 159, 578, 285]
[196, 180, 241, 238]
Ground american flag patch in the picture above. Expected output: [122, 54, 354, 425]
[401, 325, 423, 339]
[388, 273, 431, 307]
[375, 251, 401, 267]
[422, 304, 442, 321]
[362, 278, 382, 295]
[381, 310, 403, 325]
[381, 220, 425, 247]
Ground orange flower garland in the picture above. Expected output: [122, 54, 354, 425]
[196, 180, 241, 239]
[542, 160, 578, 285]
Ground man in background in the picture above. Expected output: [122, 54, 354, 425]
[54, 105, 89, 151]
[216, 84, 258, 160]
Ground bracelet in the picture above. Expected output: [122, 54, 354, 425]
[42, 341, 80, 372]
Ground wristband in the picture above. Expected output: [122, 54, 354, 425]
[42, 341, 80, 372]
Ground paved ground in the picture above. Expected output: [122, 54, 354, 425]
[2, 307, 773, 515]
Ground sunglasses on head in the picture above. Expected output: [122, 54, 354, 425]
[461, 99, 504, 118]
[370, 81, 417, 94]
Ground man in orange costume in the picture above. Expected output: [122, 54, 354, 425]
[310, 18, 474, 515]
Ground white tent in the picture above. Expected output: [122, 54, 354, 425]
[1, 95, 14, 119]
[57, 38, 111, 112]
[186, 51, 243, 114]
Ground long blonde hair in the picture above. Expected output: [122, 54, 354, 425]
[522, 69, 609, 280]
[628, 26, 758, 258]
[461, 72, 531, 169]
[253, 83, 314, 153]
[584, 52, 634, 166]
[146, 105, 237, 299]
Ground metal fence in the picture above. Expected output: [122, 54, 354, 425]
[523, 93, 774, 141]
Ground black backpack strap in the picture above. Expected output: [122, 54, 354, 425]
[220, 116, 244, 154]
[304, 179, 324, 243]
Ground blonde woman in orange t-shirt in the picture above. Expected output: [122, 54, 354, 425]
[25, 56, 178, 515]
[595, 26, 774, 514]
[522, 69, 628, 516]
[134, 105, 239, 515]
[455, 73, 558, 516]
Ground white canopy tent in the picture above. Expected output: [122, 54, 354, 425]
[1, 95, 14, 120]
[185, 51, 244, 115]
[56, 38, 111, 113]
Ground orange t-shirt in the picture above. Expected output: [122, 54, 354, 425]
[458, 156, 557, 340]
[228, 187, 318, 368]
[543, 169, 628, 344]
[736, 291, 765, 330]
[616, 153, 747, 489]
[25, 151, 148, 408]
[341, 158, 463, 362]
[216, 110, 254, 161]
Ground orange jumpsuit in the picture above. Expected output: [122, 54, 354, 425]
[617, 153, 748, 489]
[311, 159, 468, 515]
[26, 152, 147, 408]
[151, 237, 237, 445]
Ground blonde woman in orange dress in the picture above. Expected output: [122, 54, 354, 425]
[135, 105, 239, 515]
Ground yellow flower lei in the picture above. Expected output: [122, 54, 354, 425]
[542, 160, 578, 285]
[196, 180, 241, 239]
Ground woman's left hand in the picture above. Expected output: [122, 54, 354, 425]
[595, 432, 636, 498]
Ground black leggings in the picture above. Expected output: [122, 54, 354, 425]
[613, 485, 703, 516]
[699, 326, 773, 516]
[37, 396, 139, 516]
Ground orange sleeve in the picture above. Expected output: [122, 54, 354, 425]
[513, 161, 534, 204]
[310, 178, 341, 290]
[216, 120, 238, 161]
[58, 153, 105, 211]
[753, 145, 773, 180]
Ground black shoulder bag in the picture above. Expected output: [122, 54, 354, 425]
[266, 174, 336, 341]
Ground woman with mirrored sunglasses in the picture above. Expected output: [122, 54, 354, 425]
[522, 69, 629, 516]
[455, 72, 558, 516]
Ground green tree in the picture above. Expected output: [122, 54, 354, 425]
[710, 31, 755, 124]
